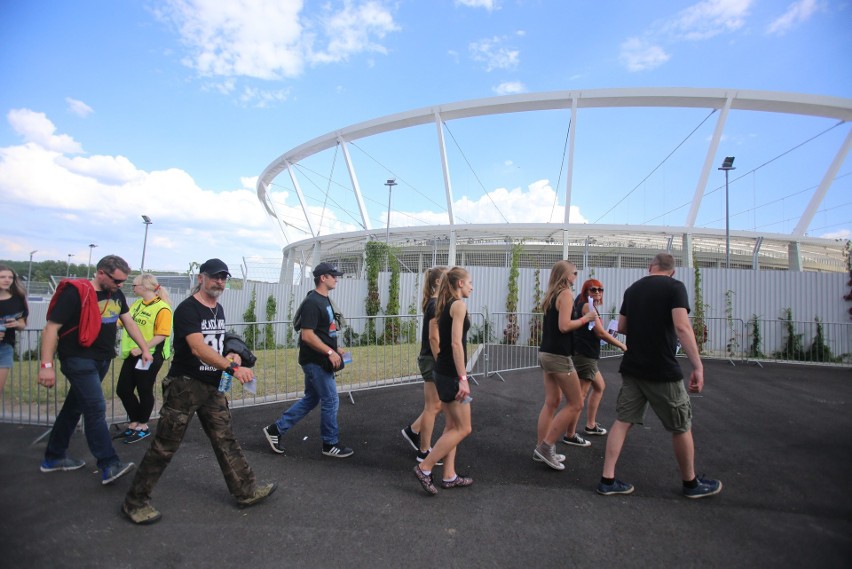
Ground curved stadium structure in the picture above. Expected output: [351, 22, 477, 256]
[256, 88, 852, 279]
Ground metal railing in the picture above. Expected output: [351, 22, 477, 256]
[2, 314, 848, 427]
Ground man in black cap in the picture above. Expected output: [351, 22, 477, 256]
[263, 262, 353, 458]
[123, 259, 276, 524]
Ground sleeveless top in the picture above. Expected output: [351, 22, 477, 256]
[434, 299, 470, 377]
[539, 294, 573, 356]
[419, 298, 437, 358]
[572, 294, 600, 359]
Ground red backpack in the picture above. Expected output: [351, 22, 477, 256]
[47, 279, 103, 347]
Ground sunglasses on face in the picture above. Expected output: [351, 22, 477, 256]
[589, 287, 604, 293]
[104, 272, 126, 285]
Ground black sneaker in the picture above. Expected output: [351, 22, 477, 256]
[322, 443, 354, 458]
[413, 465, 438, 495]
[416, 449, 443, 466]
[683, 476, 723, 499]
[401, 425, 420, 451]
[584, 423, 608, 436]
[263, 424, 285, 454]
[561, 433, 592, 447]
[124, 429, 151, 444]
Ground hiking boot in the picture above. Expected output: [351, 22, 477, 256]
[322, 443, 354, 458]
[561, 433, 591, 447]
[237, 482, 278, 508]
[40, 457, 86, 472]
[401, 425, 420, 451]
[413, 465, 438, 495]
[124, 429, 151, 444]
[683, 477, 723, 499]
[533, 442, 565, 471]
[416, 449, 443, 466]
[263, 424, 285, 454]
[533, 450, 565, 463]
[122, 502, 162, 525]
[584, 423, 608, 436]
[597, 479, 635, 496]
[102, 461, 135, 485]
[441, 475, 474, 489]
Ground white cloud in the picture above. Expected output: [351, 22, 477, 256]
[455, 0, 499, 10]
[619, 38, 670, 72]
[819, 229, 850, 240]
[7, 109, 84, 153]
[618, 0, 751, 71]
[661, 0, 751, 41]
[158, 0, 398, 81]
[766, 0, 819, 36]
[65, 98, 94, 117]
[469, 36, 520, 71]
[493, 81, 526, 95]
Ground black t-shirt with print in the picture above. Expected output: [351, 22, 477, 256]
[0, 295, 28, 347]
[50, 285, 129, 360]
[168, 296, 225, 386]
[297, 290, 338, 367]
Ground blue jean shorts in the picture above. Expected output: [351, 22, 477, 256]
[0, 343, 13, 368]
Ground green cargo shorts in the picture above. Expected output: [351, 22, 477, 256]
[616, 375, 692, 433]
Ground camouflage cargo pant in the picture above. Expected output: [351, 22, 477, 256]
[125, 375, 257, 508]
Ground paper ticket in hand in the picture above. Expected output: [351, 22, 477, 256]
[243, 378, 257, 394]
[135, 359, 152, 371]
[587, 297, 596, 330]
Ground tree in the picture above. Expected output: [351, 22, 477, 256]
[502, 242, 522, 345]
[242, 287, 259, 350]
[263, 293, 278, 350]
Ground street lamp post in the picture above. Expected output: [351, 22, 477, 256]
[26, 250, 37, 297]
[718, 157, 735, 269]
[66, 254, 74, 278]
[385, 179, 397, 244]
[86, 243, 97, 278]
[140, 215, 152, 272]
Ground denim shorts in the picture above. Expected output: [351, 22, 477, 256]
[0, 343, 13, 368]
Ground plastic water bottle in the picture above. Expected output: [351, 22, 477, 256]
[218, 369, 233, 393]
[587, 296, 596, 330]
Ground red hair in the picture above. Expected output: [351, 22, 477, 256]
[579, 279, 604, 305]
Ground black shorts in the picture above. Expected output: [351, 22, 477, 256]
[433, 370, 460, 403]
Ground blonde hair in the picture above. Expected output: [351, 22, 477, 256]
[435, 266, 469, 324]
[137, 273, 172, 305]
[421, 266, 446, 311]
[541, 260, 576, 312]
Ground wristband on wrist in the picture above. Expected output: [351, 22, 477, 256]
[326, 349, 334, 357]
[41, 362, 53, 369]
[459, 375, 468, 382]
[225, 362, 240, 375]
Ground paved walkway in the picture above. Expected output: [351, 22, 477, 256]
[1, 359, 850, 568]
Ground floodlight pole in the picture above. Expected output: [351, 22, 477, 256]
[718, 157, 736, 269]
[87, 244, 97, 278]
[385, 179, 397, 245]
[26, 250, 37, 296]
[141, 215, 152, 272]
[66, 254, 74, 278]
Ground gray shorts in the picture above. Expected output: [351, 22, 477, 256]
[616, 375, 693, 433]
[573, 354, 599, 382]
[538, 352, 576, 374]
[417, 355, 435, 382]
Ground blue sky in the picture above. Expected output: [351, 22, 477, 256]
[1, 0, 850, 277]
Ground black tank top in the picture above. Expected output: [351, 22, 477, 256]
[539, 295, 573, 356]
[435, 299, 469, 377]
[572, 294, 600, 359]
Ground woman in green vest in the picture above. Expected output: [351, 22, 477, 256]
[117, 273, 172, 444]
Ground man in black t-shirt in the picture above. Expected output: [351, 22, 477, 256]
[124, 259, 276, 525]
[596, 253, 722, 499]
[38, 255, 151, 486]
[263, 262, 354, 458]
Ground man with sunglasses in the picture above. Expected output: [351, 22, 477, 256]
[124, 258, 276, 524]
[39, 255, 150, 486]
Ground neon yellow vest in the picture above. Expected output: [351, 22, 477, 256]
[120, 297, 172, 359]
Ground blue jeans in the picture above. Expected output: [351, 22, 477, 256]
[46, 357, 119, 470]
[274, 363, 340, 445]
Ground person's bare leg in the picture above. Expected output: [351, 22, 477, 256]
[601, 420, 632, 478]
[672, 430, 696, 481]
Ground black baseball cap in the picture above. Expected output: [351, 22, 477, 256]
[313, 262, 344, 278]
[199, 258, 231, 276]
